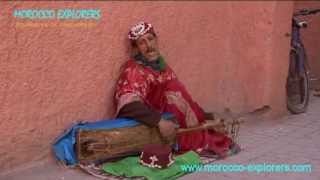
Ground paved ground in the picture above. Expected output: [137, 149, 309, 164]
[182, 94, 320, 180]
[2, 95, 320, 180]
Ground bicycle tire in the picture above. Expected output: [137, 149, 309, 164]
[286, 50, 310, 114]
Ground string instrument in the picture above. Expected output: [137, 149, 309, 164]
[76, 106, 270, 165]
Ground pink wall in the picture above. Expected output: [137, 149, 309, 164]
[294, 2, 320, 83]
[0, 1, 294, 174]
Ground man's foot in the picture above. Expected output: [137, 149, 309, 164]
[229, 143, 241, 155]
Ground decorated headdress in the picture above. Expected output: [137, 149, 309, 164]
[128, 21, 155, 40]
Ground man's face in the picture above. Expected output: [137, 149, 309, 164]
[135, 33, 160, 61]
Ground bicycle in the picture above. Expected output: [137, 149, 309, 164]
[286, 8, 320, 114]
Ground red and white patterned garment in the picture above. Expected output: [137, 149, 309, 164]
[114, 59, 231, 156]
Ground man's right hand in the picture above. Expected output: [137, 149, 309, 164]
[158, 119, 176, 141]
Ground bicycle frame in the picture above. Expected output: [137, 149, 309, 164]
[291, 8, 320, 75]
[286, 8, 320, 114]
[290, 17, 308, 76]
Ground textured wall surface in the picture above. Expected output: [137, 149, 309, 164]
[294, 2, 320, 81]
[0, 1, 294, 173]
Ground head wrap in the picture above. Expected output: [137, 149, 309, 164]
[128, 22, 165, 71]
[128, 22, 155, 40]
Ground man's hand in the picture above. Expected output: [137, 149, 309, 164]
[158, 119, 176, 141]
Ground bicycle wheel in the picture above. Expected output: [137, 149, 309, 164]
[286, 50, 310, 114]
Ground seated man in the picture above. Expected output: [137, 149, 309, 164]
[114, 22, 233, 157]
